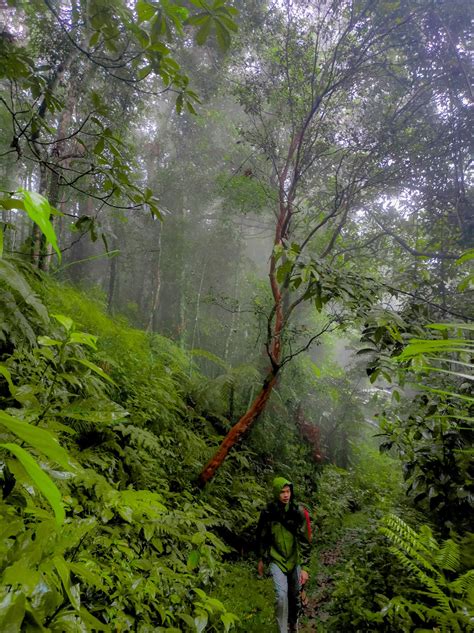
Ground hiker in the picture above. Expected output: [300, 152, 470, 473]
[256, 476, 312, 633]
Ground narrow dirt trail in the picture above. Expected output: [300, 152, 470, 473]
[300, 542, 344, 632]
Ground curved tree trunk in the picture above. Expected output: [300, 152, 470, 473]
[198, 371, 279, 486]
[197, 183, 292, 486]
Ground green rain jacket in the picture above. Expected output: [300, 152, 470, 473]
[256, 476, 312, 573]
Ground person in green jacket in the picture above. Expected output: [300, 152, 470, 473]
[256, 476, 312, 633]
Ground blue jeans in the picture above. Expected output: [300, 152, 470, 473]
[269, 562, 301, 633]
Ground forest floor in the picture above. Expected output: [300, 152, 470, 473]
[300, 541, 344, 632]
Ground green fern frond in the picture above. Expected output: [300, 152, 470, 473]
[0, 258, 48, 322]
[0, 292, 37, 346]
[380, 517, 440, 578]
[418, 524, 439, 552]
[435, 539, 461, 573]
[380, 515, 474, 631]
[420, 606, 463, 633]
[191, 348, 229, 370]
[388, 547, 450, 608]
[115, 424, 163, 457]
[449, 569, 474, 599]
[382, 515, 435, 555]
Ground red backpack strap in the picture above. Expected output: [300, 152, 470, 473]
[303, 506, 312, 543]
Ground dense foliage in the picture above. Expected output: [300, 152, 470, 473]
[0, 0, 472, 631]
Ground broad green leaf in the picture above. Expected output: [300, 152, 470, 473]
[0, 364, 15, 395]
[397, 338, 474, 360]
[3, 561, 41, 591]
[216, 14, 238, 32]
[458, 273, 473, 291]
[276, 260, 293, 283]
[20, 189, 61, 262]
[1, 442, 65, 524]
[12, 384, 41, 408]
[94, 137, 105, 155]
[0, 197, 26, 212]
[89, 30, 101, 47]
[0, 411, 72, 469]
[206, 597, 225, 612]
[221, 612, 238, 632]
[137, 64, 152, 80]
[117, 504, 133, 522]
[214, 19, 231, 50]
[456, 249, 474, 265]
[143, 522, 154, 541]
[78, 607, 110, 632]
[136, 0, 156, 22]
[178, 613, 195, 628]
[187, 549, 201, 570]
[53, 313, 74, 332]
[69, 331, 98, 349]
[72, 358, 117, 385]
[38, 335, 62, 347]
[186, 14, 209, 26]
[186, 100, 197, 115]
[54, 555, 80, 611]
[195, 16, 212, 45]
[0, 591, 26, 633]
[69, 563, 104, 590]
[194, 612, 208, 633]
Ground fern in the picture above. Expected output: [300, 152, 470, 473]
[0, 259, 49, 349]
[380, 515, 474, 631]
[435, 538, 461, 573]
[0, 259, 48, 321]
[381, 514, 440, 576]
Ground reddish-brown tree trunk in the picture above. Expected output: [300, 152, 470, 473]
[197, 238, 285, 486]
[198, 371, 279, 486]
[197, 130, 301, 487]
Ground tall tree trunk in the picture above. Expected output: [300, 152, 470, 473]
[42, 88, 76, 272]
[224, 220, 243, 363]
[189, 250, 209, 356]
[146, 222, 162, 332]
[30, 51, 77, 268]
[178, 198, 187, 349]
[107, 235, 119, 313]
[198, 154, 294, 485]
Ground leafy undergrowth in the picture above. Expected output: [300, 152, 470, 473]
[1, 262, 472, 632]
[0, 265, 243, 631]
[300, 448, 473, 632]
[212, 562, 275, 632]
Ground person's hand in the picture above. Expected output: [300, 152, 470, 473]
[258, 560, 264, 577]
[300, 569, 309, 586]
